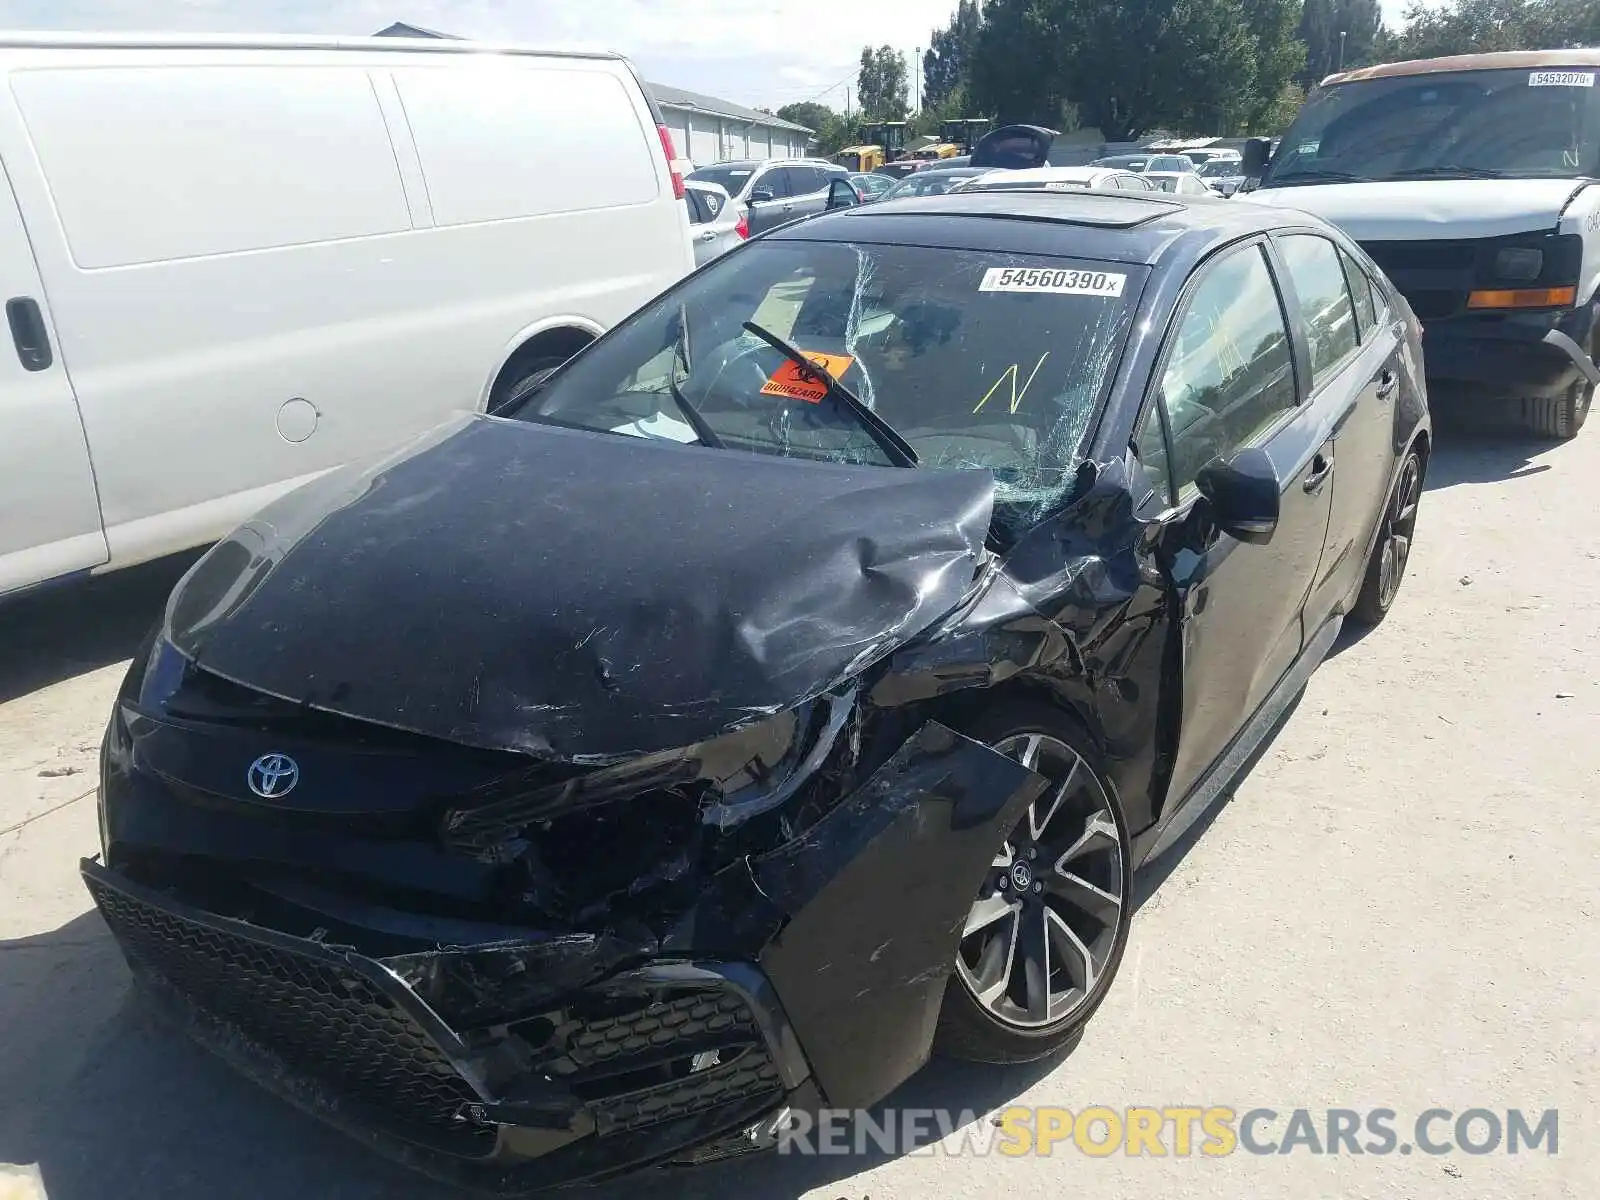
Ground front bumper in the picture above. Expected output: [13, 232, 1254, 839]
[1417, 309, 1598, 400]
[87, 718, 1047, 1191]
[83, 858, 811, 1192]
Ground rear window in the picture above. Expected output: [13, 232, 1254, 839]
[520, 239, 1146, 532]
[689, 165, 756, 194]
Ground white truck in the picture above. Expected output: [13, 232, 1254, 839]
[1241, 49, 1600, 440]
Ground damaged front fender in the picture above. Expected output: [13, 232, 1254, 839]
[750, 720, 1048, 1110]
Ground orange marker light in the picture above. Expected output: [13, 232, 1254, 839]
[1466, 286, 1577, 310]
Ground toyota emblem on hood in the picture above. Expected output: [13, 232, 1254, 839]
[247, 753, 299, 798]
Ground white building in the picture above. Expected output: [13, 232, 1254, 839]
[376, 23, 811, 169]
[648, 83, 811, 167]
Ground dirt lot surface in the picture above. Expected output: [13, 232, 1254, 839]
[2, 416, 1595, 1200]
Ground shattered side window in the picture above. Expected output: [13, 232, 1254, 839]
[523, 239, 1146, 528]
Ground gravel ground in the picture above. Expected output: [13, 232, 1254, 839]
[1, 414, 1594, 1200]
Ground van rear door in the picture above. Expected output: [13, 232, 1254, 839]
[0, 155, 106, 596]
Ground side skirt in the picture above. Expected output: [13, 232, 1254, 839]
[1135, 613, 1342, 866]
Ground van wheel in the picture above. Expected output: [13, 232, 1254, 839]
[488, 351, 581, 415]
[1518, 379, 1591, 440]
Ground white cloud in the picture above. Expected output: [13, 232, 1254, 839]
[0, 0, 958, 109]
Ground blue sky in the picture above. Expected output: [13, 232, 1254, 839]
[0, 0, 1412, 112]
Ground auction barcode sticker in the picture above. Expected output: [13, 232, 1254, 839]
[979, 267, 1126, 297]
[1530, 70, 1595, 87]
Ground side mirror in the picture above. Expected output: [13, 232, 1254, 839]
[750, 188, 775, 204]
[826, 179, 860, 210]
[1195, 447, 1279, 544]
[1241, 137, 1272, 178]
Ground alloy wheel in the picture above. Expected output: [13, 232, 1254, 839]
[1377, 454, 1422, 610]
[955, 733, 1129, 1030]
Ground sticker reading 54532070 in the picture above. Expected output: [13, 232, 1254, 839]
[979, 266, 1126, 297]
[1530, 70, 1596, 87]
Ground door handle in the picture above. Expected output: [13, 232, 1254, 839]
[1375, 369, 1398, 400]
[1303, 451, 1333, 494]
[6, 297, 52, 372]
[695, 230, 717, 241]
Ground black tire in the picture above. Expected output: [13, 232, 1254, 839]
[487, 352, 579, 415]
[1516, 378, 1591, 440]
[1351, 445, 1424, 627]
[933, 700, 1134, 1065]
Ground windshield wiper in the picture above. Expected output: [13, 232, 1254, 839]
[740, 320, 919, 467]
[668, 305, 725, 449]
[1267, 169, 1372, 185]
[1389, 165, 1507, 180]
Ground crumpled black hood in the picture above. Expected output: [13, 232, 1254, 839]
[166, 415, 995, 761]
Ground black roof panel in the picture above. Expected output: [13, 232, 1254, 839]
[771, 189, 1308, 268]
[868, 190, 1182, 228]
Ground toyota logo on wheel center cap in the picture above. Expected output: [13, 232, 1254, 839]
[248, 753, 299, 798]
[1010, 860, 1033, 890]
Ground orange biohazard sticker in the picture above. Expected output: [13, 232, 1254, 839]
[759, 352, 856, 403]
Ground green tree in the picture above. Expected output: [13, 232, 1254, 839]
[968, 0, 1073, 126]
[776, 102, 856, 153]
[969, 0, 1298, 139]
[1298, 0, 1384, 86]
[857, 45, 911, 119]
[1379, 0, 1600, 60]
[924, 0, 985, 111]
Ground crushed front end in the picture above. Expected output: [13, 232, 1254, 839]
[88, 644, 1046, 1192]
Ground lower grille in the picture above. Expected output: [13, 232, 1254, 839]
[86, 874, 495, 1155]
[552, 988, 784, 1135]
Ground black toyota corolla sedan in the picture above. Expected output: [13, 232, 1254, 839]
[85, 189, 1429, 1191]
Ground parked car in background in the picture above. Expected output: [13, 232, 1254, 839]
[1145, 171, 1214, 196]
[847, 171, 894, 202]
[962, 165, 1157, 193]
[1092, 153, 1198, 175]
[684, 179, 747, 264]
[1197, 158, 1246, 196]
[688, 158, 849, 235]
[874, 160, 923, 180]
[879, 165, 991, 199]
[0, 32, 691, 601]
[87, 188, 1428, 1192]
[1182, 148, 1242, 169]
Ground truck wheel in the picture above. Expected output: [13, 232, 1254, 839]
[1518, 379, 1591, 440]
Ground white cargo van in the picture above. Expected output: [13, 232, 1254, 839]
[0, 33, 694, 598]
[1241, 50, 1600, 440]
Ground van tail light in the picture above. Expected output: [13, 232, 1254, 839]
[735, 210, 749, 240]
[657, 124, 685, 199]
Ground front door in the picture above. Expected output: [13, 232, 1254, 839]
[1135, 240, 1334, 806]
[0, 154, 107, 596]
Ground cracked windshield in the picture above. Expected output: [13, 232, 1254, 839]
[520, 241, 1142, 521]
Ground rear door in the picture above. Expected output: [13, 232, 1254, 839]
[1133, 239, 1335, 806]
[0, 154, 107, 595]
[1272, 232, 1398, 625]
[783, 166, 830, 220]
[746, 165, 793, 234]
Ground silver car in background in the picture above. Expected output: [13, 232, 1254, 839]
[683, 180, 747, 265]
[1196, 158, 1246, 196]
